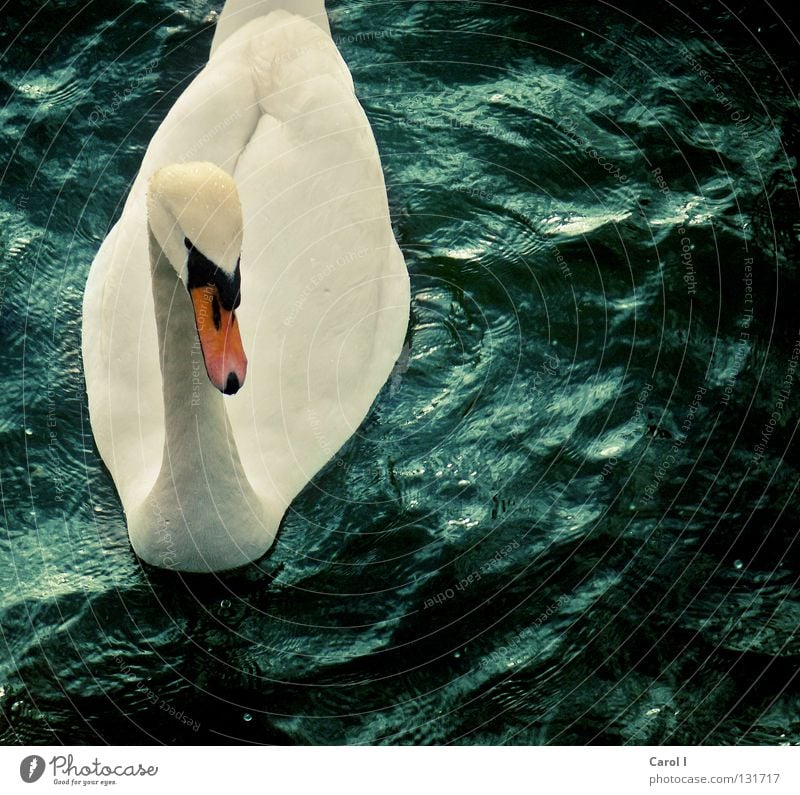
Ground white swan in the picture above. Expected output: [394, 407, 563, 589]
[81, 0, 410, 572]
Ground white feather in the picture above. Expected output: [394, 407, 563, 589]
[82, 6, 409, 572]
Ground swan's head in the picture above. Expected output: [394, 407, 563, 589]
[147, 162, 247, 395]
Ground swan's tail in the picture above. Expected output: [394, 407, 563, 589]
[211, 0, 330, 54]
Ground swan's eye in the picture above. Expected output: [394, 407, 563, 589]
[184, 237, 194, 250]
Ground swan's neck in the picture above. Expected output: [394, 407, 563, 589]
[127, 229, 275, 572]
[149, 230, 230, 466]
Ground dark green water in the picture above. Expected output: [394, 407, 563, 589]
[2, 0, 800, 744]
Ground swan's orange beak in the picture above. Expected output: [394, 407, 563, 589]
[190, 285, 247, 395]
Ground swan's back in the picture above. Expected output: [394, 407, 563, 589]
[222, 15, 409, 505]
[212, 0, 330, 53]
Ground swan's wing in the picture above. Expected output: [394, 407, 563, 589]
[223, 15, 409, 509]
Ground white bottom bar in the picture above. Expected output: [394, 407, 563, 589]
[1, 746, 796, 794]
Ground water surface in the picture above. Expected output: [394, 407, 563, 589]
[1, 0, 800, 744]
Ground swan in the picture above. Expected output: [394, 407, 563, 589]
[81, 0, 410, 572]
